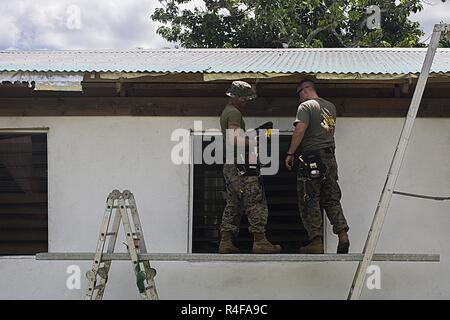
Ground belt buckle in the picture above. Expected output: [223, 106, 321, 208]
[236, 166, 246, 176]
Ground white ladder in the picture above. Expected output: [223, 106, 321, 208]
[347, 23, 450, 300]
[85, 189, 158, 300]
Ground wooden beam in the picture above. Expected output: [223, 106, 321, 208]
[36, 252, 440, 262]
[401, 83, 410, 95]
[80, 73, 450, 84]
[0, 97, 449, 117]
[83, 73, 205, 83]
[394, 84, 401, 98]
[121, 87, 406, 99]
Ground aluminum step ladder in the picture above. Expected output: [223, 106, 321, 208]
[85, 189, 158, 300]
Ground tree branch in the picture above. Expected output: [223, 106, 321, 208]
[331, 28, 346, 47]
[305, 25, 331, 45]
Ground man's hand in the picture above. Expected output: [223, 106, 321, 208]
[285, 154, 294, 171]
[286, 122, 307, 171]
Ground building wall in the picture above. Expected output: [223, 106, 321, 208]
[0, 116, 449, 299]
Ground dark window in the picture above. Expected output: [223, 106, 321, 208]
[0, 133, 48, 255]
[192, 134, 317, 253]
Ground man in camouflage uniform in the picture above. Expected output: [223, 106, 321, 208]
[285, 79, 350, 254]
[218, 81, 281, 254]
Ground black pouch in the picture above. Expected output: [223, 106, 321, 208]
[236, 144, 260, 176]
[236, 161, 260, 177]
[298, 153, 325, 179]
[234, 122, 273, 177]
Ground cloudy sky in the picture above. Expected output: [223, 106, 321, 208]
[0, 0, 448, 50]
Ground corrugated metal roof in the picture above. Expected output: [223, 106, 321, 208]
[1, 48, 450, 75]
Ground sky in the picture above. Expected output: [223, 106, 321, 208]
[0, 0, 448, 50]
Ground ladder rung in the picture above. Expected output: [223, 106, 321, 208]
[93, 285, 104, 290]
[112, 205, 131, 209]
[105, 232, 116, 236]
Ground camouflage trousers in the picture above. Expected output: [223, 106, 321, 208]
[297, 151, 349, 240]
[220, 164, 268, 234]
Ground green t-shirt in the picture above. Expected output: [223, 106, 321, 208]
[220, 104, 246, 137]
[294, 97, 337, 153]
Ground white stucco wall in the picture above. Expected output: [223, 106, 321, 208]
[0, 116, 449, 299]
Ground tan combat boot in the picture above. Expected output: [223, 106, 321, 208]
[218, 231, 240, 254]
[299, 236, 324, 254]
[252, 233, 282, 254]
[337, 230, 350, 254]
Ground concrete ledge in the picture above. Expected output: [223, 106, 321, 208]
[36, 253, 440, 262]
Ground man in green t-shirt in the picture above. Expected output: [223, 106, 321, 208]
[218, 81, 281, 254]
[285, 79, 350, 254]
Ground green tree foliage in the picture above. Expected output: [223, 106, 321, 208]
[151, 0, 435, 48]
[440, 34, 450, 48]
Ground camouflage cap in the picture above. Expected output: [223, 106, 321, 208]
[226, 81, 257, 101]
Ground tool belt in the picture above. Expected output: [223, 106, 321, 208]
[235, 146, 262, 177]
[236, 163, 260, 176]
[296, 147, 333, 180]
[235, 121, 274, 177]
[293, 147, 331, 207]
[227, 150, 260, 176]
